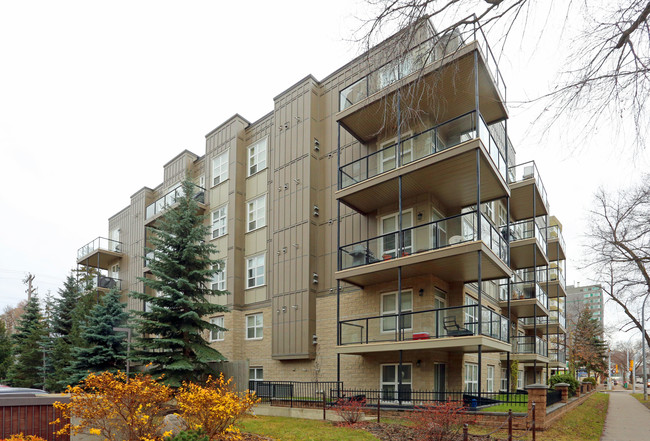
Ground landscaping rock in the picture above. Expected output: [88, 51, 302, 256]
[158, 414, 188, 437]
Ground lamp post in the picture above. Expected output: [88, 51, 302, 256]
[113, 327, 132, 382]
[642, 294, 649, 401]
[608, 350, 612, 391]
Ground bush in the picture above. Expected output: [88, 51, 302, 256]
[334, 397, 367, 425]
[175, 374, 259, 441]
[583, 377, 597, 386]
[549, 373, 580, 396]
[164, 429, 209, 441]
[407, 402, 474, 441]
[1, 435, 47, 441]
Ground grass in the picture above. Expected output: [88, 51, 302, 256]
[631, 393, 650, 410]
[480, 402, 528, 413]
[238, 415, 379, 440]
[470, 392, 609, 441]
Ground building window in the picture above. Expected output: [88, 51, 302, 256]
[247, 195, 266, 231]
[517, 370, 524, 389]
[381, 291, 413, 332]
[210, 316, 224, 341]
[464, 363, 478, 393]
[212, 262, 226, 291]
[248, 138, 268, 176]
[464, 295, 478, 334]
[198, 175, 205, 189]
[249, 367, 263, 381]
[501, 368, 508, 391]
[380, 210, 413, 257]
[487, 365, 495, 393]
[246, 254, 265, 288]
[212, 151, 229, 186]
[246, 313, 263, 339]
[212, 205, 228, 239]
[380, 364, 412, 402]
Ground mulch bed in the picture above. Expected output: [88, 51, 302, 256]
[359, 422, 507, 441]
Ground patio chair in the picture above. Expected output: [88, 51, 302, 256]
[443, 316, 473, 337]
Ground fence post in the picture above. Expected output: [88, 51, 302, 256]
[508, 409, 512, 441]
[377, 396, 381, 423]
[463, 423, 469, 441]
[322, 391, 326, 421]
[532, 402, 536, 441]
[525, 383, 547, 431]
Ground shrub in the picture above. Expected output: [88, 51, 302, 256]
[175, 374, 259, 441]
[583, 377, 597, 386]
[407, 401, 474, 441]
[164, 429, 209, 441]
[1, 435, 47, 441]
[333, 397, 367, 425]
[549, 373, 580, 396]
[52, 370, 173, 441]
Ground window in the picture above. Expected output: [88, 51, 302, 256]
[381, 364, 412, 402]
[211, 205, 228, 239]
[210, 316, 224, 341]
[487, 365, 495, 392]
[483, 202, 494, 220]
[464, 363, 478, 393]
[380, 210, 413, 258]
[247, 195, 266, 231]
[381, 291, 413, 332]
[501, 368, 508, 391]
[498, 204, 507, 227]
[249, 367, 263, 381]
[246, 254, 265, 288]
[212, 262, 226, 291]
[248, 138, 268, 176]
[246, 313, 263, 339]
[517, 370, 524, 389]
[212, 151, 229, 186]
[464, 295, 478, 333]
[198, 175, 205, 189]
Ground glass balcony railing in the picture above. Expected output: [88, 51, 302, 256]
[515, 266, 548, 284]
[77, 237, 123, 261]
[549, 310, 566, 328]
[87, 274, 122, 291]
[506, 218, 547, 253]
[499, 277, 549, 309]
[145, 184, 206, 220]
[339, 19, 506, 111]
[549, 349, 566, 364]
[508, 161, 548, 209]
[511, 335, 548, 357]
[339, 211, 507, 270]
[549, 262, 566, 288]
[144, 250, 156, 268]
[339, 304, 509, 345]
[339, 111, 507, 189]
[547, 225, 566, 250]
[520, 316, 545, 327]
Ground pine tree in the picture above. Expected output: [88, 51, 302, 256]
[6, 294, 46, 388]
[130, 179, 228, 386]
[570, 308, 607, 376]
[68, 290, 130, 384]
[0, 320, 11, 381]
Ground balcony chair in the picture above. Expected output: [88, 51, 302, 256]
[443, 316, 473, 337]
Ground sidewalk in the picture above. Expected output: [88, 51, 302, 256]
[600, 391, 650, 440]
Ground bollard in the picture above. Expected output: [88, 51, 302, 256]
[508, 409, 512, 441]
[532, 402, 536, 441]
[463, 423, 469, 441]
[321, 391, 326, 421]
[377, 397, 381, 423]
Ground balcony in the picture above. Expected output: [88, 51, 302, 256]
[337, 211, 511, 287]
[521, 310, 565, 334]
[499, 277, 549, 318]
[337, 112, 509, 215]
[507, 218, 548, 269]
[546, 225, 566, 261]
[89, 274, 122, 292]
[338, 304, 511, 355]
[547, 262, 567, 298]
[145, 184, 206, 225]
[143, 250, 155, 274]
[337, 22, 507, 143]
[77, 237, 123, 270]
[548, 349, 567, 368]
[508, 162, 549, 221]
[502, 336, 548, 363]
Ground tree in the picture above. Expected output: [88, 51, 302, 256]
[359, 1, 650, 146]
[586, 180, 650, 349]
[1, 300, 27, 335]
[0, 320, 11, 380]
[67, 290, 130, 385]
[569, 308, 607, 379]
[6, 294, 47, 388]
[130, 179, 228, 387]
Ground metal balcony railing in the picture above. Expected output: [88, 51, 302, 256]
[506, 218, 547, 253]
[339, 211, 507, 270]
[549, 349, 567, 363]
[511, 335, 548, 357]
[508, 161, 548, 208]
[499, 276, 549, 309]
[77, 237, 123, 261]
[547, 225, 565, 251]
[145, 183, 206, 220]
[339, 304, 509, 345]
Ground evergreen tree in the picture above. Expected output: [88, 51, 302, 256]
[0, 320, 11, 381]
[130, 179, 227, 386]
[6, 294, 46, 388]
[68, 290, 130, 384]
[569, 308, 607, 377]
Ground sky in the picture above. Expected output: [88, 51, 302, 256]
[0, 1, 647, 343]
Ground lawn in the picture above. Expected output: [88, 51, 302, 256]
[480, 402, 528, 413]
[238, 415, 378, 441]
[631, 393, 650, 410]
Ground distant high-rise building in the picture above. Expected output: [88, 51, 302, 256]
[566, 284, 604, 330]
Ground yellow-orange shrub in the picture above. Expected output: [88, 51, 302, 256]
[1, 434, 47, 441]
[53, 371, 173, 441]
[175, 375, 259, 441]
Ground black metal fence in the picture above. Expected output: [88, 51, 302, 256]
[249, 381, 343, 406]
[546, 388, 562, 406]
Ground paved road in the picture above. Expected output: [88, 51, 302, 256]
[600, 391, 650, 441]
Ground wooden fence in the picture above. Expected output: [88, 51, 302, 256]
[0, 395, 70, 441]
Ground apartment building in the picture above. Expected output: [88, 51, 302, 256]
[566, 284, 604, 330]
[76, 20, 567, 400]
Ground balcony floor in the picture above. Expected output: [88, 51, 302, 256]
[509, 179, 548, 221]
[338, 334, 511, 355]
[509, 238, 548, 270]
[500, 353, 549, 364]
[547, 238, 566, 261]
[546, 280, 567, 298]
[499, 298, 549, 318]
[336, 139, 508, 215]
[336, 241, 511, 287]
[77, 249, 122, 270]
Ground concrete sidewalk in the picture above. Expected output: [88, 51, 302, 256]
[600, 391, 650, 440]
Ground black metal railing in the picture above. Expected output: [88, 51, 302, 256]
[249, 381, 343, 405]
[547, 388, 562, 406]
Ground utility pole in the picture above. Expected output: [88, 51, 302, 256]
[23, 273, 36, 301]
[608, 350, 612, 391]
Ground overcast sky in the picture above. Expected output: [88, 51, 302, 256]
[1, 1, 646, 343]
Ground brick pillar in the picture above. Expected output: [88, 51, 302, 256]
[554, 383, 569, 403]
[575, 383, 581, 397]
[525, 384, 548, 430]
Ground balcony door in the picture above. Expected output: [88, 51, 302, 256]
[379, 134, 413, 173]
[380, 210, 413, 258]
[381, 364, 412, 403]
[110, 229, 120, 252]
[434, 288, 447, 337]
[381, 291, 413, 333]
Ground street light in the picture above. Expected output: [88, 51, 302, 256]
[642, 294, 649, 401]
[113, 327, 132, 382]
